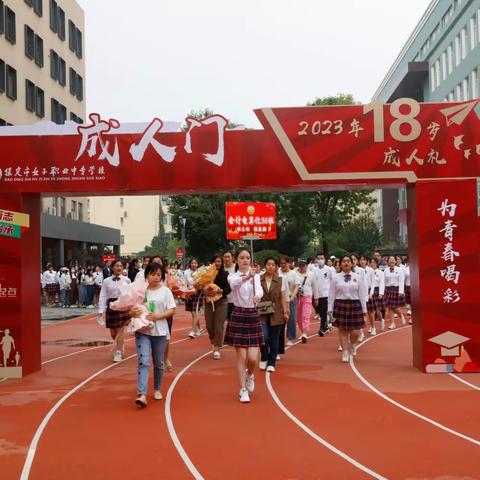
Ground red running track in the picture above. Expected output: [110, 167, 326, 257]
[0, 311, 479, 479]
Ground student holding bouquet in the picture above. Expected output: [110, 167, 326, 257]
[184, 258, 203, 338]
[204, 255, 231, 359]
[129, 262, 176, 407]
[224, 248, 263, 403]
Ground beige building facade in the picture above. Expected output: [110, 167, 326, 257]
[88, 196, 175, 256]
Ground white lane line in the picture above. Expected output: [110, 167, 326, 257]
[165, 349, 211, 480]
[266, 332, 387, 480]
[19, 336, 190, 480]
[351, 327, 480, 447]
[449, 373, 480, 392]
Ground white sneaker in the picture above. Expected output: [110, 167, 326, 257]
[409, 319, 412, 325]
[407, 309, 412, 316]
[286, 340, 294, 346]
[239, 388, 250, 403]
[380, 319, 385, 330]
[388, 323, 396, 330]
[96, 315, 106, 327]
[337, 345, 343, 352]
[188, 331, 195, 338]
[276, 355, 281, 361]
[113, 350, 122, 362]
[87, 305, 95, 309]
[246, 374, 255, 393]
[394, 313, 398, 318]
[349, 344, 357, 357]
[401, 316, 407, 326]
[371, 327, 376, 336]
[358, 331, 365, 342]
[153, 391, 163, 400]
[194, 330, 203, 337]
[341, 351, 350, 363]
[267, 365, 275, 372]
[213, 351, 221, 360]
[259, 361, 267, 371]
[368, 327, 372, 334]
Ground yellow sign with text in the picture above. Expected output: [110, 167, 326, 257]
[0, 209, 30, 228]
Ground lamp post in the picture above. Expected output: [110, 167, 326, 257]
[179, 216, 187, 269]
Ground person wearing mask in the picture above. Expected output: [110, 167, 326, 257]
[98, 260, 131, 362]
[296, 259, 314, 343]
[225, 248, 263, 403]
[128, 258, 140, 282]
[223, 251, 236, 322]
[328, 255, 368, 363]
[368, 258, 385, 335]
[42, 264, 58, 306]
[184, 258, 203, 338]
[129, 262, 176, 407]
[259, 258, 288, 372]
[204, 255, 231, 359]
[57, 267, 72, 308]
[312, 254, 333, 336]
[278, 256, 299, 347]
[384, 256, 406, 329]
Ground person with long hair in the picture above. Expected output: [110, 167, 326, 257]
[328, 255, 368, 363]
[97, 260, 131, 362]
[184, 258, 203, 338]
[57, 267, 71, 308]
[367, 258, 385, 335]
[129, 262, 176, 407]
[279, 256, 299, 346]
[42, 263, 58, 306]
[204, 255, 231, 359]
[296, 259, 314, 343]
[224, 248, 263, 403]
[259, 257, 288, 372]
[384, 255, 406, 329]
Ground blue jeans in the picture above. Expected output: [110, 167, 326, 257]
[78, 284, 86, 305]
[287, 299, 297, 340]
[135, 333, 167, 395]
[85, 285, 94, 306]
[260, 321, 282, 367]
[60, 289, 69, 307]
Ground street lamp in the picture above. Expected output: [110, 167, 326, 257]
[179, 216, 187, 269]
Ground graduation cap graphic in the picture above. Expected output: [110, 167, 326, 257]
[428, 331, 470, 357]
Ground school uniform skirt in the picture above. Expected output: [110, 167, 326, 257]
[384, 286, 405, 309]
[405, 285, 411, 305]
[369, 287, 385, 311]
[333, 299, 365, 330]
[185, 292, 203, 312]
[105, 298, 131, 329]
[224, 306, 265, 348]
[45, 283, 58, 295]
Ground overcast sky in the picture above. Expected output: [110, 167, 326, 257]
[77, 0, 432, 127]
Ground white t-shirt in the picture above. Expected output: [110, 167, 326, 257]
[144, 286, 176, 337]
[224, 265, 236, 303]
[295, 270, 314, 298]
[278, 269, 300, 299]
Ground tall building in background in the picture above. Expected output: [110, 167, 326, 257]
[89, 196, 175, 256]
[0, 0, 119, 266]
[373, 0, 480, 244]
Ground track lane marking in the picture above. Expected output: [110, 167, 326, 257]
[448, 373, 480, 392]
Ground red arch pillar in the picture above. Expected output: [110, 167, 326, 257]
[408, 179, 480, 373]
[0, 193, 41, 378]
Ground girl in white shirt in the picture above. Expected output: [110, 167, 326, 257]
[368, 258, 385, 335]
[404, 261, 412, 321]
[384, 256, 406, 329]
[328, 255, 368, 363]
[225, 248, 263, 404]
[130, 262, 176, 407]
[57, 268, 71, 308]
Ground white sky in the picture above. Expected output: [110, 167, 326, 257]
[77, 0, 432, 127]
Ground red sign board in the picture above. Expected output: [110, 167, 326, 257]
[176, 247, 184, 260]
[225, 202, 277, 240]
[102, 255, 116, 263]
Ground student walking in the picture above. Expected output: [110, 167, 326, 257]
[296, 259, 314, 343]
[224, 248, 263, 403]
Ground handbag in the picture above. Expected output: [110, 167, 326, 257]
[256, 300, 276, 316]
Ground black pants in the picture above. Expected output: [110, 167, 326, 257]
[226, 302, 234, 321]
[315, 297, 328, 332]
[260, 320, 282, 367]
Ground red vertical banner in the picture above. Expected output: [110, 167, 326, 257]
[411, 179, 480, 373]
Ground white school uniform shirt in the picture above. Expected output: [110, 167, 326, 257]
[307, 263, 317, 273]
[278, 268, 301, 300]
[93, 271, 103, 286]
[184, 269, 197, 289]
[58, 273, 71, 290]
[42, 270, 57, 285]
[224, 265, 236, 303]
[143, 286, 176, 338]
[370, 269, 385, 296]
[404, 265, 410, 287]
[228, 271, 263, 308]
[328, 271, 368, 314]
[364, 266, 374, 289]
[312, 266, 332, 299]
[98, 275, 131, 314]
[295, 270, 314, 298]
[135, 270, 145, 281]
[384, 266, 405, 295]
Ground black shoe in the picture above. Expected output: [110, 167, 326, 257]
[318, 330, 325, 337]
[301, 335, 307, 344]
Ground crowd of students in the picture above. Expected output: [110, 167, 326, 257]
[71, 249, 410, 406]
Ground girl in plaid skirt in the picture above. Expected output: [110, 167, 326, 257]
[184, 259, 203, 338]
[328, 255, 368, 363]
[225, 248, 264, 403]
[384, 256, 406, 330]
[368, 258, 385, 335]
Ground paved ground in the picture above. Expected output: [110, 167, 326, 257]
[41, 305, 98, 324]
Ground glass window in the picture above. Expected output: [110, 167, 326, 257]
[57, 7, 65, 40]
[461, 28, 467, 60]
[472, 69, 478, 99]
[34, 0, 43, 17]
[68, 20, 75, 51]
[79, 203, 83, 222]
[25, 79, 35, 112]
[448, 91, 454, 102]
[455, 35, 461, 66]
[69, 68, 75, 95]
[76, 75, 83, 101]
[462, 78, 469, 100]
[34, 34, 43, 67]
[0, 1, 3, 35]
[441, 52, 447, 81]
[35, 87, 44, 118]
[75, 29, 82, 58]
[49, 0, 57, 33]
[470, 17, 477, 51]
[5, 6, 16, 44]
[447, 44, 453, 74]
[0, 59, 5, 93]
[59, 58, 66, 86]
[25, 25, 35, 59]
[50, 50, 58, 80]
[435, 59, 441, 87]
[120, 198, 124, 207]
[430, 67, 436, 92]
[456, 84, 462, 101]
[6, 65, 17, 100]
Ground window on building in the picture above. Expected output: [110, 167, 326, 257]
[5, 6, 15, 44]
[455, 35, 461, 66]
[57, 7, 65, 40]
[447, 44, 453, 74]
[51, 98, 66, 124]
[470, 16, 477, 51]
[68, 20, 83, 58]
[69, 68, 83, 100]
[25, 79, 35, 112]
[461, 27, 467, 60]
[472, 69, 478, 99]
[71, 201, 77, 217]
[0, 118, 6, 127]
[25, 25, 34, 58]
[6, 65, 16, 100]
[35, 87, 44, 118]
[0, 59, 5, 93]
[49, 0, 57, 32]
[119, 197, 124, 207]
[462, 77, 469, 100]
[75, 29, 82, 58]
[0, 1, 4, 35]
[448, 91, 454, 102]
[50, 50, 58, 80]
[120, 235, 125, 245]
[120, 217, 124, 226]
[456, 84, 462, 101]
[70, 112, 83, 124]
[430, 66, 436, 92]
[34, 0, 42, 17]
[34, 34, 43, 67]
[78, 203, 83, 222]
[60, 197, 66, 217]
[59, 58, 66, 86]
[441, 52, 447, 81]
[434, 59, 441, 88]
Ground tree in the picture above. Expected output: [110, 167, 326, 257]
[136, 197, 168, 258]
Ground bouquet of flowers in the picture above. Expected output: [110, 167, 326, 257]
[193, 264, 222, 309]
[167, 269, 196, 299]
[109, 277, 153, 334]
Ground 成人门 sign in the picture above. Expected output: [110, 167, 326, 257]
[226, 202, 277, 240]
